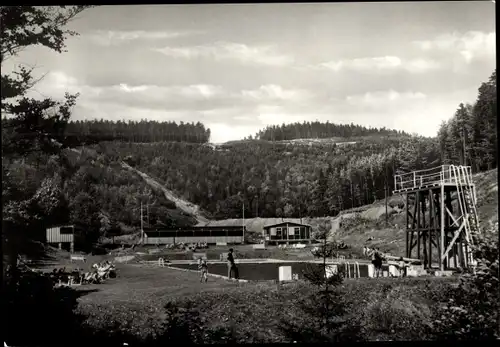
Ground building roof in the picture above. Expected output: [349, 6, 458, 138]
[144, 226, 246, 232]
[263, 222, 312, 229]
[46, 225, 75, 230]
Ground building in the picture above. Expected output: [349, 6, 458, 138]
[143, 226, 245, 245]
[262, 222, 312, 245]
[46, 225, 75, 252]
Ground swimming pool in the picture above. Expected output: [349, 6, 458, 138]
[170, 261, 390, 281]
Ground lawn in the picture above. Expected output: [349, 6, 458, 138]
[74, 261, 460, 343]
[76, 263, 288, 342]
[76, 263, 250, 305]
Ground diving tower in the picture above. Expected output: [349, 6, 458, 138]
[393, 165, 479, 270]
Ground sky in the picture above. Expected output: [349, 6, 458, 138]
[5, 2, 496, 143]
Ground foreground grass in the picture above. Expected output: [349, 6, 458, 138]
[76, 263, 460, 343]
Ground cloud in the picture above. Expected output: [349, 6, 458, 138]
[241, 84, 312, 102]
[154, 41, 294, 66]
[84, 30, 202, 46]
[25, 70, 476, 143]
[318, 56, 440, 73]
[321, 56, 402, 71]
[206, 122, 261, 143]
[30, 71, 314, 116]
[346, 90, 426, 108]
[413, 31, 495, 64]
[404, 59, 441, 73]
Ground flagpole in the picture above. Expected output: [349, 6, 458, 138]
[242, 201, 245, 244]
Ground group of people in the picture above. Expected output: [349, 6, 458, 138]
[363, 246, 407, 278]
[50, 261, 117, 286]
[164, 242, 209, 251]
[196, 248, 240, 283]
[85, 260, 116, 283]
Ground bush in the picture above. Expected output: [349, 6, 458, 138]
[429, 229, 499, 340]
[348, 284, 433, 341]
[3, 268, 87, 346]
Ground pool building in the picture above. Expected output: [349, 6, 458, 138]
[143, 226, 245, 245]
[262, 222, 312, 245]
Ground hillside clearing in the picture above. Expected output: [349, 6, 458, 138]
[120, 161, 209, 224]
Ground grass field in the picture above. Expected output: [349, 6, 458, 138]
[72, 260, 460, 343]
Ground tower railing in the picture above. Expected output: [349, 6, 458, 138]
[393, 165, 473, 193]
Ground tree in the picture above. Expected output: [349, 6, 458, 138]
[432, 224, 499, 339]
[283, 203, 295, 220]
[2, 6, 92, 279]
[284, 220, 348, 342]
[69, 192, 102, 250]
[276, 207, 284, 222]
[31, 174, 70, 231]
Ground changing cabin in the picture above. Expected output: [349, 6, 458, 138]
[46, 225, 75, 252]
[263, 222, 312, 245]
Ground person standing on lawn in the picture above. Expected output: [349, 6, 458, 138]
[370, 248, 383, 278]
[398, 257, 406, 278]
[227, 248, 239, 279]
[198, 258, 208, 283]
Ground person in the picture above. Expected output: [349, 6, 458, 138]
[371, 248, 383, 278]
[398, 257, 406, 278]
[198, 258, 208, 283]
[227, 248, 239, 279]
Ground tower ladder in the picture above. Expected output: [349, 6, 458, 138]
[448, 165, 479, 266]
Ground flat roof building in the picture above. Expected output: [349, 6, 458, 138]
[262, 222, 312, 245]
[143, 226, 245, 245]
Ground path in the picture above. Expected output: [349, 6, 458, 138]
[120, 161, 209, 224]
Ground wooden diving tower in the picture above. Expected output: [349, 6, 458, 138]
[393, 165, 480, 270]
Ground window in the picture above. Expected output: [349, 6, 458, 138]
[228, 229, 243, 237]
[159, 231, 176, 237]
[270, 228, 277, 236]
[178, 230, 193, 237]
[211, 230, 226, 237]
[193, 230, 209, 237]
[59, 227, 73, 234]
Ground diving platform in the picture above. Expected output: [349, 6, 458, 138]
[393, 165, 475, 194]
[393, 165, 480, 271]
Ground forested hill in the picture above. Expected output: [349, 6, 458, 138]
[101, 134, 441, 221]
[1, 119, 211, 150]
[2, 66, 496, 246]
[437, 70, 497, 172]
[254, 121, 410, 141]
[65, 119, 211, 144]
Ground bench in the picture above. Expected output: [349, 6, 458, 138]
[70, 255, 87, 263]
[192, 252, 207, 260]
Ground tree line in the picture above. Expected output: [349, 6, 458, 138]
[437, 70, 497, 172]
[2, 118, 212, 147]
[65, 119, 211, 144]
[255, 121, 410, 141]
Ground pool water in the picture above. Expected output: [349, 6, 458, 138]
[170, 262, 389, 281]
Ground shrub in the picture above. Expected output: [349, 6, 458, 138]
[3, 268, 86, 346]
[349, 284, 433, 341]
[430, 228, 499, 340]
